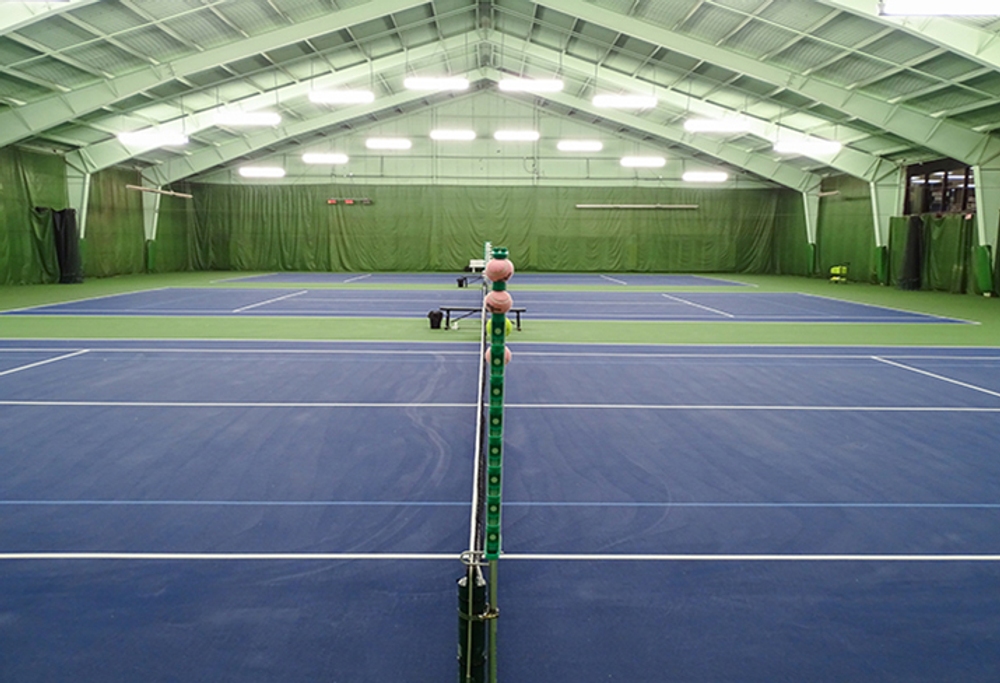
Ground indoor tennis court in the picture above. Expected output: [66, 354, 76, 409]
[3, 1, 1000, 682]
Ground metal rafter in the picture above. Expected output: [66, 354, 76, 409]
[0, 0, 430, 148]
[66, 33, 473, 174]
[0, 0, 99, 37]
[532, 0, 1000, 167]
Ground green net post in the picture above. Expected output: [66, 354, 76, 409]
[485, 246, 509, 561]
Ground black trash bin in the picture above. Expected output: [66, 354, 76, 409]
[428, 310, 444, 329]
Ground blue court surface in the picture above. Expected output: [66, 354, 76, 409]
[2, 339, 999, 681]
[2, 287, 970, 323]
[217, 272, 749, 287]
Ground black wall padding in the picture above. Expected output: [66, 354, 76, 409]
[899, 215, 924, 291]
[35, 207, 84, 283]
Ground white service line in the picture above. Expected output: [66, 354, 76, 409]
[661, 293, 735, 318]
[232, 290, 308, 313]
[0, 349, 89, 378]
[342, 274, 372, 283]
[2, 552, 997, 562]
[0, 400, 475, 408]
[872, 356, 1000, 399]
[599, 274, 628, 285]
[506, 403, 1000, 412]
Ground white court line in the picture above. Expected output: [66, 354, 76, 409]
[872, 356, 1000, 399]
[660, 293, 735, 318]
[2, 552, 998, 562]
[0, 350, 89, 378]
[232, 290, 308, 313]
[342, 274, 372, 283]
[599, 274, 628, 285]
[798, 292, 978, 325]
[2, 400, 996, 412]
[0, 400, 474, 408]
[506, 403, 1000, 412]
[0, 288, 173, 314]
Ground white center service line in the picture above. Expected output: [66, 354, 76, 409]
[0, 349, 89, 378]
[599, 274, 628, 285]
[232, 290, 308, 313]
[661, 293, 735, 318]
[872, 356, 1000, 399]
[342, 274, 372, 283]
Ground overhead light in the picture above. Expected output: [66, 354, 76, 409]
[879, 0, 999, 14]
[430, 129, 477, 141]
[592, 94, 658, 109]
[498, 78, 564, 93]
[557, 139, 603, 152]
[365, 137, 412, 150]
[309, 90, 375, 105]
[494, 130, 540, 142]
[620, 156, 666, 168]
[684, 118, 751, 133]
[683, 171, 729, 183]
[239, 166, 285, 178]
[302, 153, 349, 164]
[117, 130, 189, 147]
[403, 76, 469, 91]
[773, 139, 842, 156]
[215, 111, 281, 126]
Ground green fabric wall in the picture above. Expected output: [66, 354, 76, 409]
[190, 184, 787, 273]
[151, 184, 209, 273]
[771, 190, 809, 275]
[0, 147, 66, 285]
[816, 176, 874, 282]
[83, 167, 146, 278]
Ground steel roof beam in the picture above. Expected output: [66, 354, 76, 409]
[144, 87, 440, 186]
[533, 0, 1000, 168]
[0, 0, 429, 149]
[0, 0, 99, 37]
[498, 32, 900, 184]
[816, 0, 1000, 75]
[65, 33, 471, 174]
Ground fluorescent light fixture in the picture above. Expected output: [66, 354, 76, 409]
[498, 78, 564, 93]
[683, 171, 729, 183]
[365, 137, 412, 150]
[494, 130, 540, 142]
[557, 139, 603, 152]
[302, 153, 349, 165]
[684, 118, 751, 133]
[403, 76, 469, 91]
[117, 130, 188, 147]
[215, 111, 281, 126]
[592, 94, 658, 109]
[773, 139, 842, 155]
[430, 129, 477, 141]
[879, 0, 999, 15]
[620, 156, 666, 168]
[309, 89, 375, 105]
[239, 166, 285, 178]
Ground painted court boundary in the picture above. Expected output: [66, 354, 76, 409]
[2, 552, 999, 562]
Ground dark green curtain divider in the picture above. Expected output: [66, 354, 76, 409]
[924, 214, 973, 293]
[771, 190, 808, 275]
[0, 147, 66, 284]
[972, 244, 994, 294]
[150, 185, 209, 273]
[83, 167, 145, 277]
[815, 176, 875, 282]
[191, 184, 787, 273]
[887, 216, 911, 287]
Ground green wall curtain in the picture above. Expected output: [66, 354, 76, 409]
[83, 167, 146, 277]
[190, 184, 793, 273]
[816, 176, 875, 282]
[0, 147, 66, 285]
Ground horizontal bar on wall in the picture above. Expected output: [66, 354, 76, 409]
[126, 184, 193, 199]
[575, 204, 699, 210]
